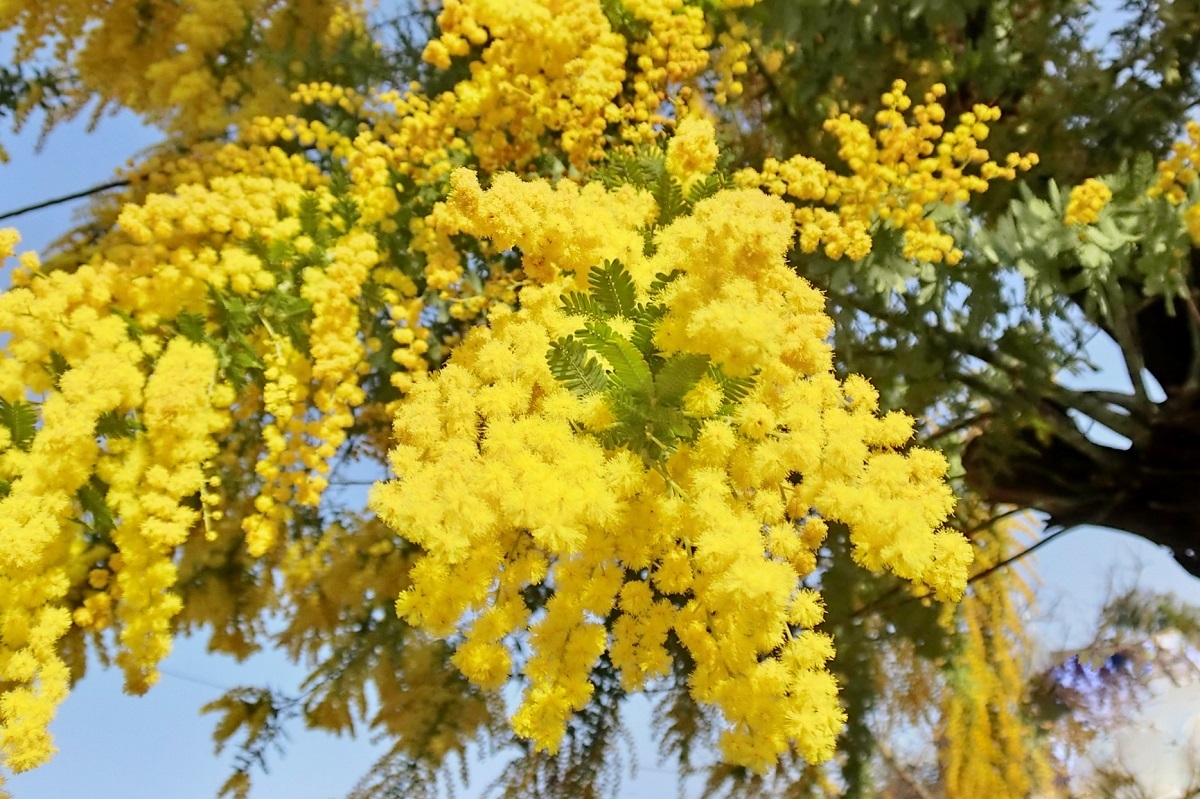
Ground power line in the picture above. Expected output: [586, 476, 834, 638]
[0, 178, 130, 222]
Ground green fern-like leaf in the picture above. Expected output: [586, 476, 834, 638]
[708, 364, 754, 407]
[686, 173, 725, 206]
[548, 337, 610, 396]
[588, 260, 639, 318]
[629, 303, 667, 368]
[654, 354, 710, 406]
[76, 478, 116, 536]
[1130, 151, 1156, 193]
[653, 171, 688, 226]
[580, 321, 652, 396]
[594, 148, 656, 191]
[561, 291, 608, 320]
[48, 351, 69, 387]
[648, 270, 682, 296]
[175, 312, 209, 343]
[95, 410, 145, 440]
[0, 396, 38, 451]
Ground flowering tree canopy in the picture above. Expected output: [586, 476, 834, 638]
[2, 0, 1200, 797]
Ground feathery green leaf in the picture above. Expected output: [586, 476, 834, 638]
[580, 321, 652, 396]
[588, 260, 639, 318]
[548, 337, 610, 396]
[561, 291, 608, 320]
[654, 354, 710, 406]
[0, 396, 38, 451]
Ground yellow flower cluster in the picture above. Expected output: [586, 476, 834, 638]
[941, 513, 1052, 799]
[1064, 177, 1113, 226]
[105, 339, 226, 693]
[0, 233, 72, 786]
[0, 0, 1010, 785]
[736, 81, 1038, 263]
[1150, 120, 1200, 204]
[1150, 121, 1200, 244]
[232, 0, 769, 331]
[434, 169, 657, 287]
[371, 172, 970, 771]
[0, 256, 226, 760]
[711, 20, 752, 106]
[621, 0, 710, 141]
[420, 0, 626, 168]
[2, 0, 365, 137]
[0, 141, 398, 775]
[665, 116, 721, 192]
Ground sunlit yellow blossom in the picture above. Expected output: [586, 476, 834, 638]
[373, 171, 969, 771]
[666, 116, 720, 192]
[1064, 177, 1112, 226]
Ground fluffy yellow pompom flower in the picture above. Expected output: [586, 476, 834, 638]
[372, 166, 970, 772]
[1064, 177, 1113, 226]
[666, 116, 720, 192]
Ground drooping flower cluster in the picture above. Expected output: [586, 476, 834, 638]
[0, 229, 230, 775]
[371, 171, 971, 770]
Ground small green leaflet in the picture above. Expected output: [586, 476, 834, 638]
[653, 354, 710, 406]
[652, 171, 688, 226]
[561, 291, 607, 320]
[76, 478, 116, 536]
[686, 173, 726, 205]
[588, 259, 640, 318]
[579, 321, 653, 396]
[648, 269, 682, 295]
[175, 312, 209, 343]
[0, 396, 37, 451]
[547, 337, 610, 397]
[630, 303, 667, 364]
[707, 364, 754, 408]
[48, 350, 69, 386]
[95, 410, 145, 439]
[594, 147, 656, 191]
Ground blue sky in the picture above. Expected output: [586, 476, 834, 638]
[5, 4, 1200, 798]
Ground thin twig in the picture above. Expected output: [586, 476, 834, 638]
[0, 178, 130, 222]
[877, 740, 938, 799]
[964, 525, 1070, 587]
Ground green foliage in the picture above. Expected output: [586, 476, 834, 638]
[593, 150, 726, 230]
[47, 350, 69, 387]
[174, 312, 209, 343]
[598, 0, 652, 39]
[578, 321, 653, 396]
[653, 354, 710, 406]
[202, 687, 303, 799]
[75, 478, 116, 538]
[561, 291, 607, 320]
[548, 336, 611, 397]
[95, 410, 144, 440]
[547, 261, 757, 477]
[0, 396, 37, 451]
[587, 259, 639, 319]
